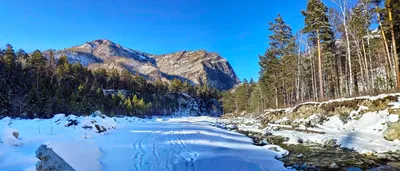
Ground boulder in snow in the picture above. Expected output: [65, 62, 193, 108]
[91, 110, 106, 118]
[263, 145, 289, 158]
[388, 102, 400, 115]
[225, 124, 237, 130]
[384, 122, 400, 141]
[36, 144, 75, 171]
[12, 131, 19, 139]
[81, 115, 117, 133]
[36, 141, 102, 171]
[1, 116, 12, 126]
[305, 114, 327, 127]
[1, 128, 22, 146]
[387, 114, 399, 123]
[65, 115, 79, 127]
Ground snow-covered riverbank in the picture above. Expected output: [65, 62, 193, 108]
[222, 94, 400, 155]
[0, 114, 290, 171]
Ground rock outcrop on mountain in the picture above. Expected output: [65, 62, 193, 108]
[152, 50, 239, 90]
[43, 39, 239, 90]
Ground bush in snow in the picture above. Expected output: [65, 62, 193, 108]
[339, 114, 350, 124]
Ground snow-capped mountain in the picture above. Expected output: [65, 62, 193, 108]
[43, 39, 239, 90]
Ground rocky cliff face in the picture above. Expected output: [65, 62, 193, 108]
[152, 50, 239, 90]
[43, 40, 239, 90]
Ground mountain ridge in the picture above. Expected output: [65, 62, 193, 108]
[42, 39, 239, 90]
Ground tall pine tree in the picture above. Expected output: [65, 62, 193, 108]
[302, 0, 331, 98]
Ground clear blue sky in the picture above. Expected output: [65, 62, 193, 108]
[0, 0, 314, 81]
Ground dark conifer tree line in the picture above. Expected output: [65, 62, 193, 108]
[0, 46, 220, 118]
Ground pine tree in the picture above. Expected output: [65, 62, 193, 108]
[259, 14, 296, 107]
[124, 97, 133, 115]
[169, 78, 183, 93]
[28, 50, 47, 90]
[3, 44, 16, 67]
[28, 50, 47, 68]
[385, 0, 400, 88]
[48, 50, 56, 70]
[302, 0, 331, 98]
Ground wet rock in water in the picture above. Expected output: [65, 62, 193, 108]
[384, 122, 400, 141]
[387, 161, 400, 170]
[361, 158, 376, 165]
[258, 138, 269, 145]
[36, 144, 75, 171]
[329, 162, 339, 169]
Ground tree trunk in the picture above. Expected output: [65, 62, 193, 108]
[388, 4, 400, 89]
[361, 37, 370, 93]
[296, 34, 302, 103]
[344, 24, 353, 96]
[383, 41, 391, 90]
[367, 37, 374, 91]
[338, 55, 343, 97]
[377, 6, 394, 88]
[316, 30, 324, 99]
[310, 50, 317, 100]
[275, 87, 279, 108]
[257, 84, 264, 112]
[357, 45, 366, 93]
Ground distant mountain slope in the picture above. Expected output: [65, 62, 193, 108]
[43, 39, 239, 90]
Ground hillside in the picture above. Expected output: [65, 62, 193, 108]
[42, 40, 239, 90]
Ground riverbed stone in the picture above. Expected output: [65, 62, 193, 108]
[387, 162, 400, 170]
[329, 162, 339, 169]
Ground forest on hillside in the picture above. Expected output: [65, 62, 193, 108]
[0, 48, 220, 118]
[223, 0, 400, 114]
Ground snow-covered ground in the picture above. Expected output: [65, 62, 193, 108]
[0, 114, 290, 171]
[271, 111, 400, 154]
[226, 103, 400, 155]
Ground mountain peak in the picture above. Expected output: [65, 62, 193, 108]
[92, 39, 116, 45]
